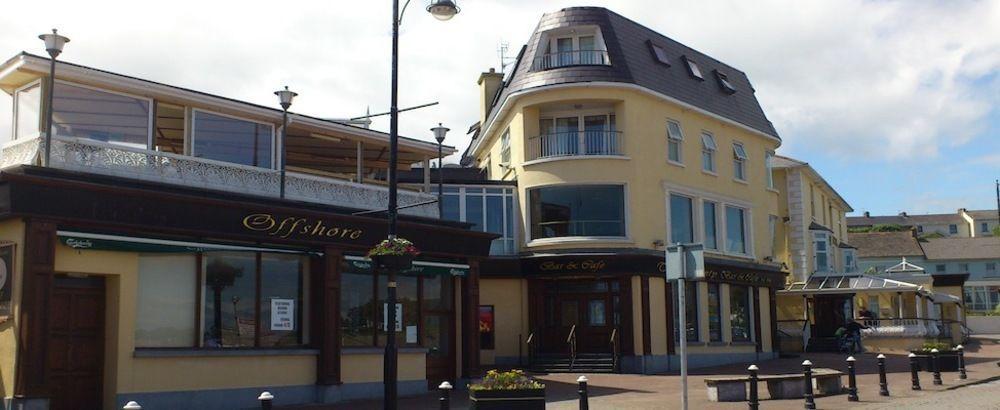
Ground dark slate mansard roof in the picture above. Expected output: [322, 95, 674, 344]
[469, 6, 779, 162]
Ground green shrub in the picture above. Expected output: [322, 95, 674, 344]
[469, 369, 545, 391]
[917, 341, 953, 352]
[871, 224, 907, 232]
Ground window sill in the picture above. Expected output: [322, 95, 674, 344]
[767, 187, 780, 194]
[526, 237, 634, 247]
[702, 169, 718, 177]
[133, 348, 319, 358]
[342, 347, 430, 355]
[667, 160, 686, 168]
[729, 341, 756, 346]
[522, 155, 630, 167]
[732, 178, 749, 185]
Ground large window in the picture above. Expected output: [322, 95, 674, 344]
[725, 206, 748, 254]
[964, 286, 1000, 312]
[701, 132, 717, 173]
[673, 280, 699, 342]
[529, 185, 626, 240]
[437, 186, 516, 254]
[52, 81, 151, 148]
[949, 224, 958, 235]
[704, 201, 718, 250]
[14, 82, 41, 140]
[202, 252, 305, 348]
[135, 251, 307, 349]
[670, 194, 694, 244]
[707, 283, 722, 342]
[340, 259, 455, 348]
[729, 285, 752, 342]
[813, 232, 829, 273]
[667, 120, 683, 164]
[192, 110, 274, 168]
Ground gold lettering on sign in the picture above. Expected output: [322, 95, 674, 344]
[705, 269, 775, 287]
[538, 259, 607, 273]
[242, 213, 364, 240]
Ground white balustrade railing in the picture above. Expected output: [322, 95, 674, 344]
[859, 318, 944, 338]
[0, 135, 437, 218]
[526, 131, 624, 161]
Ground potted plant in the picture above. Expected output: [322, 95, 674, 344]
[469, 369, 545, 410]
[367, 237, 419, 271]
[911, 341, 960, 372]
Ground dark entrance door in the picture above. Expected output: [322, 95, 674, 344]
[48, 275, 105, 410]
[813, 294, 854, 337]
[539, 279, 620, 354]
[423, 275, 455, 388]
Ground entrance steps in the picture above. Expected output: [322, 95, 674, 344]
[530, 353, 616, 373]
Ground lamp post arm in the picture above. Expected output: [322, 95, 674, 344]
[397, 0, 414, 25]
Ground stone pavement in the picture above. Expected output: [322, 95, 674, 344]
[288, 337, 1000, 409]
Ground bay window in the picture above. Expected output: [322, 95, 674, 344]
[725, 206, 748, 254]
[192, 109, 274, 168]
[436, 186, 516, 254]
[529, 184, 626, 240]
[51, 81, 152, 148]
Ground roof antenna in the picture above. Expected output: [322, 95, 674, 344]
[497, 41, 515, 73]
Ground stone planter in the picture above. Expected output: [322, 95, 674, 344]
[370, 254, 414, 271]
[469, 388, 546, 410]
[911, 351, 960, 372]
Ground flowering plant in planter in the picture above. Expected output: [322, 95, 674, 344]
[367, 237, 420, 271]
[469, 369, 545, 391]
[468, 369, 545, 410]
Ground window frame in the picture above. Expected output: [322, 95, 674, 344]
[949, 224, 958, 234]
[526, 183, 629, 244]
[843, 248, 857, 272]
[707, 282, 722, 342]
[813, 231, 830, 273]
[647, 40, 670, 66]
[666, 120, 684, 165]
[669, 193, 695, 244]
[732, 142, 748, 181]
[728, 285, 754, 343]
[664, 184, 755, 259]
[701, 132, 717, 173]
[499, 128, 511, 165]
[436, 185, 518, 255]
[51, 79, 156, 149]
[190, 107, 277, 169]
[765, 151, 775, 189]
[12, 79, 43, 140]
[713, 70, 737, 94]
[682, 56, 704, 80]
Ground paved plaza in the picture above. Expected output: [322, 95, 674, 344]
[300, 336, 1000, 409]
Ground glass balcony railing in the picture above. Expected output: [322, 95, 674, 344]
[0, 134, 439, 218]
[531, 50, 611, 71]
[526, 131, 623, 161]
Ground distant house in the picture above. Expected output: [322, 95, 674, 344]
[848, 208, 998, 238]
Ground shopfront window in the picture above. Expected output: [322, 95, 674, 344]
[52, 81, 151, 148]
[378, 274, 419, 346]
[341, 270, 376, 347]
[529, 184, 626, 239]
[136, 255, 197, 347]
[437, 186, 516, 255]
[192, 109, 274, 168]
[707, 283, 722, 342]
[673, 281, 699, 342]
[729, 285, 752, 342]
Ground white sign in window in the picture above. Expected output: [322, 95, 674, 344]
[271, 298, 295, 331]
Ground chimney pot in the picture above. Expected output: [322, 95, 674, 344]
[864, 211, 870, 218]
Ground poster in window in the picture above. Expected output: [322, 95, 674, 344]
[271, 298, 295, 331]
[0, 243, 12, 320]
[479, 305, 495, 350]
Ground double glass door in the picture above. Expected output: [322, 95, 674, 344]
[540, 279, 620, 353]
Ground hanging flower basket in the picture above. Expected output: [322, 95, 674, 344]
[368, 237, 420, 271]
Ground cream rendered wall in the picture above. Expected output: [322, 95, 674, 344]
[758, 288, 773, 352]
[648, 277, 668, 355]
[631, 276, 644, 354]
[0, 219, 24, 400]
[475, 86, 780, 260]
[479, 278, 529, 365]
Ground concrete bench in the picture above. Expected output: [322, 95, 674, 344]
[704, 368, 843, 402]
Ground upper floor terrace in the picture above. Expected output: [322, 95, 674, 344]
[0, 53, 448, 218]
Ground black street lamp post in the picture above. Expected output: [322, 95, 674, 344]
[431, 123, 450, 216]
[384, 2, 459, 409]
[38, 29, 69, 167]
[274, 86, 298, 198]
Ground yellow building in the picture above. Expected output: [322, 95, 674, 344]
[0, 53, 495, 409]
[461, 7, 788, 373]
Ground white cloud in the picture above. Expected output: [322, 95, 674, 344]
[0, 0, 997, 164]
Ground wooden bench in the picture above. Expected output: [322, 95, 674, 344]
[704, 368, 844, 402]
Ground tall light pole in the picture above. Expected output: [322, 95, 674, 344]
[38, 29, 69, 167]
[274, 86, 298, 198]
[431, 123, 450, 216]
[385, 2, 459, 409]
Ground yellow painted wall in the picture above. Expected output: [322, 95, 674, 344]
[479, 278, 529, 364]
[0, 219, 25, 400]
[759, 288, 773, 352]
[341, 353, 425, 383]
[631, 276, 643, 354]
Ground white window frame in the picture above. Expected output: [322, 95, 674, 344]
[843, 249, 857, 273]
[499, 128, 511, 165]
[190, 108, 277, 169]
[525, 182, 630, 246]
[51, 79, 155, 149]
[669, 192, 695, 244]
[701, 132, 717, 174]
[703, 200, 720, 250]
[813, 231, 830, 273]
[12, 79, 43, 140]
[732, 142, 748, 182]
[667, 120, 684, 165]
[765, 151, 775, 189]
[768, 214, 779, 259]
[663, 183, 755, 259]
[441, 185, 519, 255]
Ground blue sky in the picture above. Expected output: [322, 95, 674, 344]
[0, 0, 997, 216]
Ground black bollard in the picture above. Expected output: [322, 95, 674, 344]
[577, 375, 589, 410]
[957, 345, 967, 380]
[803, 360, 816, 410]
[846, 356, 859, 401]
[748, 365, 759, 410]
[258, 391, 273, 410]
[438, 381, 452, 410]
[932, 348, 943, 385]
[909, 353, 922, 390]
[877, 354, 890, 396]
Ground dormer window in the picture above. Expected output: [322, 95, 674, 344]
[532, 26, 610, 70]
[714, 70, 736, 94]
[648, 41, 670, 66]
[682, 56, 703, 80]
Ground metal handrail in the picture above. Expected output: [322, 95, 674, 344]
[531, 49, 611, 70]
[525, 331, 536, 370]
[527, 130, 624, 160]
[567, 324, 578, 372]
[610, 328, 620, 373]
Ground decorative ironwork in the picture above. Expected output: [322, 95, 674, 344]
[532, 50, 611, 71]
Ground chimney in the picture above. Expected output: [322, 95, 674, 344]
[477, 68, 504, 126]
[899, 211, 908, 217]
[864, 211, 870, 218]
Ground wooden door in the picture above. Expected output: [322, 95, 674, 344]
[423, 276, 455, 388]
[48, 276, 105, 410]
[813, 295, 851, 337]
[578, 295, 612, 353]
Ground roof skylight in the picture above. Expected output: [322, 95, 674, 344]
[714, 70, 737, 94]
[682, 56, 703, 80]
[648, 41, 670, 66]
